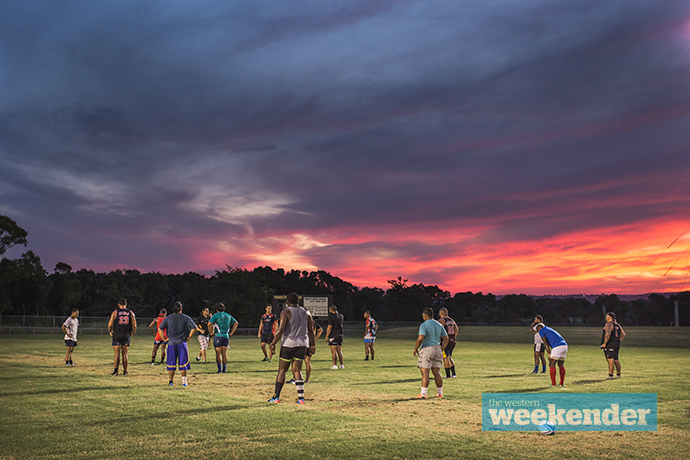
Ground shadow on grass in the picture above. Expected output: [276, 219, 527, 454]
[494, 387, 551, 393]
[571, 379, 606, 385]
[0, 384, 158, 397]
[350, 378, 419, 385]
[485, 374, 531, 378]
[377, 365, 408, 369]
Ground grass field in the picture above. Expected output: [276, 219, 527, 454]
[0, 329, 689, 460]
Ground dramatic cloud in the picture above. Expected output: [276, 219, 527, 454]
[1, 0, 690, 294]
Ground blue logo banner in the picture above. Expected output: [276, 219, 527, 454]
[482, 393, 657, 431]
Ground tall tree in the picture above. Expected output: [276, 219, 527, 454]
[0, 215, 28, 256]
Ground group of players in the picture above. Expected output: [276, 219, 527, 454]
[60, 296, 628, 400]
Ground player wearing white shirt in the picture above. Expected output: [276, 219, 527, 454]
[529, 315, 547, 374]
[62, 309, 79, 366]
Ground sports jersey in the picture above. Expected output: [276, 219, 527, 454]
[418, 319, 448, 349]
[601, 321, 623, 347]
[328, 312, 344, 339]
[195, 314, 210, 336]
[282, 306, 309, 347]
[260, 313, 279, 334]
[112, 308, 134, 339]
[534, 330, 543, 344]
[365, 317, 377, 338]
[159, 313, 197, 345]
[538, 326, 567, 348]
[154, 315, 167, 341]
[209, 312, 237, 339]
[441, 316, 456, 344]
[62, 317, 78, 341]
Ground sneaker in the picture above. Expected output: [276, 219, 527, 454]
[364, 357, 369, 361]
[196, 356, 201, 361]
[262, 357, 269, 362]
[415, 394, 428, 399]
[123, 371, 128, 376]
[169, 382, 173, 386]
[530, 370, 538, 374]
[287, 379, 296, 385]
[150, 362, 156, 366]
[296, 398, 305, 404]
[541, 370, 546, 373]
[615, 374, 621, 379]
[183, 383, 188, 387]
[331, 365, 338, 370]
[111, 370, 118, 376]
[436, 394, 443, 398]
[339, 365, 344, 369]
[268, 396, 280, 403]
[607, 375, 614, 380]
[66, 363, 70, 366]
[451, 375, 457, 378]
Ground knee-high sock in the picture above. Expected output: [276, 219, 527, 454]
[559, 366, 566, 385]
[549, 367, 557, 385]
[295, 379, 305, 399]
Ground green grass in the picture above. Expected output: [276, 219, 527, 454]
[0, 331, 688, 460]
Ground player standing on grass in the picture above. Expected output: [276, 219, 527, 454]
[258, 305, 279, 362]
[413, 307, 448, 399]
[535, 323, 568, 387]
[529, 315, 547, 374]
[268, 292, 316, 404]
[158, 301, 197, 387]
[326, 305, 345, 369]
[438, 308, 457, 378]
[208, 303, 238, 373]
[601, 312, 626, 379]
[289, 309, 323, 384]
[363, 311, 378, 361]
[148, 309, 168, 365]
[108, 298, 137, 376]
[195, 307, 211, 363]
[61, 309, 79, 366]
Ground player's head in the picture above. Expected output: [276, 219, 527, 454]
[363, 311, 370, 319]
[535, 323, 545, 331]
[214, 302, 226, 312]
[159, 308, 167, 316]
[172, 301, 183, 313]
[287, 292, 299, 306]
[439, 307, 448, 317]
[329, 305, 338, 313]
[71, 309, 79, 317]
[422, 307, 434, 320]
[266, 305, 272, 313]
[202, 307, 210, 316]
[535, 315, 543, 323]
[606, 312, 616, 322]
[118, 298, 127, 308]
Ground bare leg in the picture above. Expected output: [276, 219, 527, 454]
[431, 367, 443, 388]
[113, 346, 121, 371]
[122, 346, 129, 373]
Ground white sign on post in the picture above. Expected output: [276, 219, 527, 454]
[303, 296, 329, 317]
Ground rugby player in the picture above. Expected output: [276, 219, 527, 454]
[413, 307, 449, 398]
[601, 312, 626, 379]
[61, 309, 79, 366]
[529, 315, 547, 374]
[148, 308, 168, 365]
[108, 298, 137, 376]
[158, 301, 197, 387]
[326, 305, 344, 369]
[363, 311, 378, 361]
[208, 303, 238, 373]
[438, 308, 457, 378]
[535, 323, 568, 387]
[258, 305, 279, 362]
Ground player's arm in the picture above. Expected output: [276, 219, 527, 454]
[542, 335, 552, 355]
[270, 309, 291, 351]
[107, 311, 116, 336]
[314, 325, 323, 340]
[619, 325, 626, 340]
[325, 324, 333, 341]
[601, 323, 611, 348]
[374, 321, 378, 332]
[62, 323, 71, 338]
[229, 320, 239, 336]
[149, 319, 158, 334]
[413, 334, 424, 356]
[188, 322, 198, 340]
[257, 320, 262, 338]
[131, 313, 137, 335]
[307, 315, 316, 353]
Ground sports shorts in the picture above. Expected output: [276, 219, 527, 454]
[603, 346, 620, 360]
[154, 340, 166, 346]
[260, 332, 274, 344]
[197, 334, 209, 350]
[364, 337, 375, 344]
[166, 342, 191, 371]
[280, 346, 308, 363]
[549, 344, 568, 360]
[534, 343, 544, 353]
[418, 345, 444, 369]
[443, 341, 455, 358]
[213, 336, 229, 348]
[328, 337, 343, 346]
[112, 335, 131, 346]
[65, 340, 77, 347]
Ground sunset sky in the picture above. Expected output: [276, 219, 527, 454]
[2, 1, 690, 295]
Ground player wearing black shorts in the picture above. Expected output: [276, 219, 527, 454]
[326, 305, 344, 369]
[601, 312, 626, 379]
[108, 298, 137, 376]
[258, 305, 279, 362]
[438, 308, 458, 378]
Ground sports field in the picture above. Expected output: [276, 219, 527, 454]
[0, 329, 688, 460]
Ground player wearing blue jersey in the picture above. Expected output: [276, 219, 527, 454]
[208, 303, 239, 373]
[536, 323, 567, 387]
[413, 307, 449, 399]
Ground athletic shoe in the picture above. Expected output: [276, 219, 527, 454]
[436, 394, 443, 398]
[150, 362, 156, 366]
[287, 379, 295, 385]
[66, 363, 71, 366]
[217, 370, 222, 374]
[122, 371, 128, 376]
[111, 370, 118, 376]
[607, 375, 614, 380]
[196, 356, 201, 361]
[451, 375, 457, 378]
[415, 394, 428, 399]
[364, 357, 369, 361]
[169, 382, 173, 386]
[262, 357, 269, 362]
[540, 370, 546, 373]
[530, 370, 538, 374]
[339, 365, 344, 369]
[331, 365, 338, 370]
[296, 398, 305, 404]
[268, 396, 280, 403]
[183, 383, 188, 387]
[615, 374, 621, 379]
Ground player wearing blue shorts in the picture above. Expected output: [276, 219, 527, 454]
[536, 323, 568, 387]
[108, 298, 137, 376]
[363, 311, 378, 361]
[158, 302, 197, 387]
[61, 309, 79, 366]
[208, 303, 239, 373]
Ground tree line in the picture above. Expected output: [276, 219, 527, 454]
[1, 214, 687, 327]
